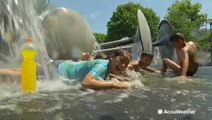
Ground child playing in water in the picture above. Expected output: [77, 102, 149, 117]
[0, 50, 131, 90]
[161, 33, 198, 78]
[127, 51, 161, 73]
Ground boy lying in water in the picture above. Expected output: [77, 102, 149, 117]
[127, 51, 161, 73]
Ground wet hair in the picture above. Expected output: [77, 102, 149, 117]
[169, 33, 185, 42]
[95, 49, 130, 59]
[113, 49, 129, 58]
[141, 50, 153, 59]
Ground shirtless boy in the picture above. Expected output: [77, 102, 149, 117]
[128, 51, 161, 73]
[161, 33, 198, 77]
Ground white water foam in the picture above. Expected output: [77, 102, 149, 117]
[125, 70, 145, 89]
[0, 78, 82, 101]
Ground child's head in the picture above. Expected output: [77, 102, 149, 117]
[169, 33, 185, 42]
[139, 51, 153, 68]
[109, 49, 131, 74]
[169, 33, 185, 49]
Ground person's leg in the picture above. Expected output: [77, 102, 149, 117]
[162, 58, 181, 75]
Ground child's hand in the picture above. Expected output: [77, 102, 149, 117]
[117, 76, 131, 81]
[178, 76, 187, 80]
[155, 70, 162, 74]
[82, 52, 94, 60]
[127, 65, 134, 71]
[113, 81, 130, 89]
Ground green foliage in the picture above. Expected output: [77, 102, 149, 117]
[195, 30, 212, 49]
[93, 33, 107, 43]
[106, 2, 160, 42]
[165, 0, 207, 40]
[208, 31, 212, 47]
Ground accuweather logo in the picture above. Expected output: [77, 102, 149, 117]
[157, 109, 196, 115]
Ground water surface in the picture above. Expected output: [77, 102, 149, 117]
[0, 66, 211, 120]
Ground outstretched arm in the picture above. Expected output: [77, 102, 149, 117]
[0, 63, 42, 76]
[127, 61, 139, 71]
[0, 69, 21, 76]
[142, 67, 161, 74]
[82, 73, 129, 90]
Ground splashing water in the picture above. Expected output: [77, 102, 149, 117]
[0, 0, 51, 79]
[124, 69, 145, 89]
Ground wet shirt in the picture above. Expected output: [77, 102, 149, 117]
[57, 59, 109, 81]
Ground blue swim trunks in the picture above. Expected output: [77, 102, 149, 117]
[57, 59, 109, 81]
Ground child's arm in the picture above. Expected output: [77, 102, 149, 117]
[82, 73, 129, 90]
[0, 69, 21, 76]
[109, 73, 131, 81]
[127, 64, 134, 71]
[142, 67, 161, 74]
[127, 61, 139, 71]
[179, 49, 189, 76]
[81, 52, 94, 60]
[0, 62, 42, 76]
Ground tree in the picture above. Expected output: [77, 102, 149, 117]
[93, 33, 107, 43]
[165, 0, 207, 40]
[106, 2, 160, 42]
[195, 30, 212, 48]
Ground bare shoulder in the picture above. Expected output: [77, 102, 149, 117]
[187, 41, 197, 53]
[187, 41, 197, 48]
[179, 47, 188, 56]
[188, 41, 196, 44]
